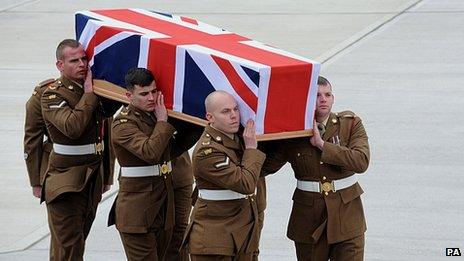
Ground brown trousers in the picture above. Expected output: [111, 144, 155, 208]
[165, 184, 193, 261]
[294, 233, 365, 261]
[46, 181, 98, 261]
[191, 253, 254, 261]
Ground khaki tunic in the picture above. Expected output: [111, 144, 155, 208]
[187, 125, 266, 257]
[108, 105, 200, 260]
[262, 111, 370, 244]
[24, 79, 54, 187]
[41, 76, 115, 260]
[41, 76, 113, 202]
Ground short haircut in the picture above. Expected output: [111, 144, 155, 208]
[205, 90, 230, 113]
[56, 39, 81, 60]
[124, 67, 155, 91]
[317, 75, 332, 87]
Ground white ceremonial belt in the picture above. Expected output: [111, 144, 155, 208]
[53, 142, 103, 155]
[198, 189, 251, 200]
[297, 175, 358, 193]
[120, 162, 172, 178]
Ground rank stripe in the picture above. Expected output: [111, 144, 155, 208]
[215, 156, 230, 168]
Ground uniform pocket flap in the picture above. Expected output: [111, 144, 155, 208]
[292, 190, 314, 206]
[119, 177, 153, 192]
[340, 183, 364, 204]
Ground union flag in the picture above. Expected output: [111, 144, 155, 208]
[76, 9, 320, 139]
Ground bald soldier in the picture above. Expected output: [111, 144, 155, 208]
[261, 76, 370, 260]
[40, 39, 117, 260]
[108, 67, 201, 260]
[185, 90, 266, 261]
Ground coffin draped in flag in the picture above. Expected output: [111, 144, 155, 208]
[75, 9, 320, 140]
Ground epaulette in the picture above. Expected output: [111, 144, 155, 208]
[336, 110, 357, 119]
[37, 78, 55, 88]
[47, 79, 64, 90]
[119, 106, 130, 116]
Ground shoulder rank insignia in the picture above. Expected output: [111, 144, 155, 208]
[119, 119, 128, 123]
[202, 148, 213, 156]
[37, 78, 55, 88]
[120, 110, 129, 116]
[214, 156, 230, 168]
[331, 118, 338, 124]
[47, 94, 56, 100]
[202, 140, 210, 146]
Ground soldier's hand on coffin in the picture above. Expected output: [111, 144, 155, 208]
[243, 119, 257, 149]
[84, 68, 93, 93]
[310, 119, 324, 150]
[154, 91, 167, 122]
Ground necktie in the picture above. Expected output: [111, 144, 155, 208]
[317, 122, 326, 137]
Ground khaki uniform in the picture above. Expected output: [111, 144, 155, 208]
[186, 125, 266, 261]
[262, 111, 370, 261]
[24, 78, 54, 188]
[41, 76, 115, 261]
[109, 105, 200, 261]
[165, 151, 194, 261]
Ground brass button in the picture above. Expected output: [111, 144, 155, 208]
[324, 192, 329, 196]
[322, 176, 327, 181]
[320, 161, 323, 165]
[297, 153, 301, 157]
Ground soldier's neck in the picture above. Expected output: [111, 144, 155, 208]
[316, 113, 330, 124]
[209, 124, 235, 140]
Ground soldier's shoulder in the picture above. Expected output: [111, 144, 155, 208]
[113, 106, 136, 125]
[32, 78, 55, 96]
[37, 78, 55, 88]
[42, 79, 65, 95]
[336, 110, 358, 119]
[194, 133, 222, 158]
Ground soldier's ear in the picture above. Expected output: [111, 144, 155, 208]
[205, 112, 213, 122]
[56, 60, 64, 72]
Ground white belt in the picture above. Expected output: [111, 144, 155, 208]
[297, 175, 358, 193]
[120, 162, 172, 178]
[53, 142, 103, 155]
[198, 189, 252, 200]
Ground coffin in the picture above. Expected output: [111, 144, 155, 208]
[76, 9, 320, 140]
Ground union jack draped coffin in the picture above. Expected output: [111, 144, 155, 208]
[75, 9, 320, 139]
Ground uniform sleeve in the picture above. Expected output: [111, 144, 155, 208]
[112, 119, 176, 164]
[23, 90, 44, 186]
[321, 117, 370, 173]
[258, 140, 288, 176]
[41, 91, 99, 139]
[193, 147, 266, 194]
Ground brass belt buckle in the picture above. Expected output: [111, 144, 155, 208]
[159, 162, 170, 178]
[320, 181, 336, 194]
[95, 142, 104, 155]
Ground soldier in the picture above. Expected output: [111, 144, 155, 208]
[261, 76, 370, 260]
[185, 90, 266, 261]
[40, 39, 117, 260]
[108, 67, 201, 260]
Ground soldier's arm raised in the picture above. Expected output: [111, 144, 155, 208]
[112, 118, 176, 164]
[41, 90, 99, 139]
[193, 147, 266, 195]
